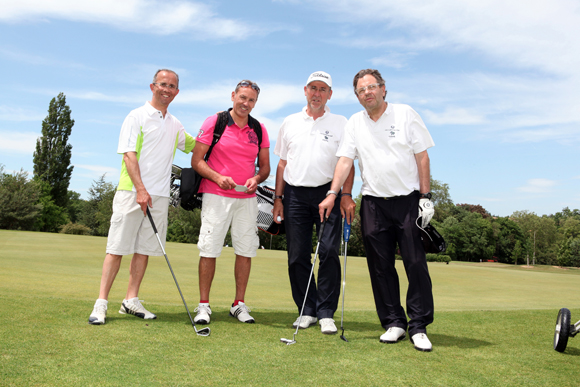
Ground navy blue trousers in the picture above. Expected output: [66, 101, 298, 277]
[360, 193, 434, 336]
[283, 183, 342, 319]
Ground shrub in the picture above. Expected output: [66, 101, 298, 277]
[426, 253, 451, 263]
[60, 223, 92, 235]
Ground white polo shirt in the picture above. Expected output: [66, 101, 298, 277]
[275, 106, 347, 187]
[116, 101, 195, 197]
[337, 102, 434, 198]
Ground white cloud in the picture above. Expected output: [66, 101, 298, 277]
[517, 178, 558, 193]
[74, 164, 119, 179]
[0, 0, 275, 40]
[0, 105, 44, 122]
[316, 0, 580, 77]
[0, 131, 39, 153]
[423, 107, 484, 125]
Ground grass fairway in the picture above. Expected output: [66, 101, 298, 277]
[1, 229, 579, 386]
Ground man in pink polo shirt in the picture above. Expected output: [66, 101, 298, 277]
[191, 80, 270, 324]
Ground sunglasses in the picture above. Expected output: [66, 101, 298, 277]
[236, 81, 260, 95]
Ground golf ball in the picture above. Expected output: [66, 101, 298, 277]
[277, 216, 282, 222]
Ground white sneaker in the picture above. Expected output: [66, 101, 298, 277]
[319, 318, 338, 335]
[380, 327, 406, 343]
[292, 315, 317, 329]
[88, 299, 108, 325]
[119, 297, 157, 320]
[229, 302, 255, 323]
[194, 304, 212, 324]
[411, 333, 432, 352]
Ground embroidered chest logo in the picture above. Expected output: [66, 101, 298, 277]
[320, 130, 333, 142]
[387, 125, 399, 138]
[247, 130, 259, 146]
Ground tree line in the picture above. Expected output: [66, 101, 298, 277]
[1, 93, 580, 267]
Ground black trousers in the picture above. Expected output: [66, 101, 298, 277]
[360, 193, 434, 336]
[283, 183, 342, 319]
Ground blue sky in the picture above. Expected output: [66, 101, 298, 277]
[1, 0, 579, 217]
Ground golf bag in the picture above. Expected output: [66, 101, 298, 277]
[169, 164, 204, 211]
[256, 185, 285, 235]
[419, 223, 446, 254]
[169, 164, 183, 208]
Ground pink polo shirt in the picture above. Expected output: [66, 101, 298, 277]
[196, 113, 269, 198]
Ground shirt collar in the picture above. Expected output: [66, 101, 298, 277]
[362, 101, 390, 120]
[301, 105, 330, 121]
[145, 101, 168, 119]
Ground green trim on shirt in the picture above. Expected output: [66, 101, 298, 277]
[117, 126, 144, 191]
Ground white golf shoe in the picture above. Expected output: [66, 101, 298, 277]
[193, 304, 212, 324]
[88, 299, 108, 325]
[230, 302, 255, 323]
[292, 315, 317, 329]
[119, 297, 157, 320]
[411, 333, 432, 352]
[319, 318, 338, 335]
[380, 327, 406, 343]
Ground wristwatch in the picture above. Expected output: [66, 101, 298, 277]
[419, 192, 432, 199]
[326, 190, 338, 197]
[274, 195, 283, 200]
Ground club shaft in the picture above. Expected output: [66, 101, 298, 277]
[147, 208, 201, 333]
[290, 220, 326, 339]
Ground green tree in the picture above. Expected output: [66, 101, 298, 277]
[491, 217, 526, 263]
[511, 240, 524, 265]
[66, 190, 84, 224]
[33, 92, 74, 209]
[33, 180, 69, 232]
[511, 210, 558, 265]
[167, 207, 202, 244]
[0, 165, 42, 230]
[431, 178, 454, 222]
[78, 175, 116, 236]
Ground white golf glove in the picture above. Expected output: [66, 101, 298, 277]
[418, 198, 434, 228]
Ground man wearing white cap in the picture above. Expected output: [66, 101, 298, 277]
[273, 71, 355, 334]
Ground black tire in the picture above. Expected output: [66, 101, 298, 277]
[554, 308, 571, 353]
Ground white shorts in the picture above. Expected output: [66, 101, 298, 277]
[197, 193, 259, 258]
[106, 190, 169, 256]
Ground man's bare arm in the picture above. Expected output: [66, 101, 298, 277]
[191, 142, 236, 190]
[123, 151, 150, 216]
[273, 159, 287, 223]
[414, 150, 431, 193]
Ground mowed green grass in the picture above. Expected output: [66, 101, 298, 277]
[1, 229, 579, 386]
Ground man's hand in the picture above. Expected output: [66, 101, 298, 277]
[273, 200, 283, 224]
[243, 176, 260, 195]
[319, 195, 335, 222]
[136, 188, 152, 216]
[216, 176, 236, 191]
[340, 195, 356, 225]
[419, 198, 434, 228]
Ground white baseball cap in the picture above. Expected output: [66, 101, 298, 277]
[306, 71, 332, 88]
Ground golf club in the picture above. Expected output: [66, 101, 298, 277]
[146, 208, 210, 337]
[280, 216, 327, 345]
[340, 218, 351, 342]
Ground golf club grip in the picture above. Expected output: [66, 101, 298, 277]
[343, 219, 351, 243]
[146, 208, 158, 234]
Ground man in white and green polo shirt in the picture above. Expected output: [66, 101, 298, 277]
[88, 69, 195, 325]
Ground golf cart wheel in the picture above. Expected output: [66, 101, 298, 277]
[554, 308, 571, 353]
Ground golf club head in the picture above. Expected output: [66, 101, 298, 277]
[196, 327, 211, 336]
[340, 329, 348, 342]
[280, 338, 296, 345]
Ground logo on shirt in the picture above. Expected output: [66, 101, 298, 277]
[247, 130, 259, 146]
[387, 125, 399, 138]
[320, 130, 333, 142]
[197, 129, 204, 139]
